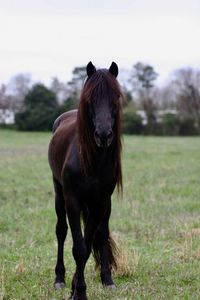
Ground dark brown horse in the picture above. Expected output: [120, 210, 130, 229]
[48, 62, 123, 300]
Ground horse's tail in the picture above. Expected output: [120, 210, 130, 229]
[92, 234, 118, 271]
[81, 209, 118, 270]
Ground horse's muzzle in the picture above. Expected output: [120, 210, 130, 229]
[94, 129, 113, 147]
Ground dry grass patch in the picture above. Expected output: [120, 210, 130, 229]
[180, 228, 200, 238]
[115, 247, 139, 277]
[0, 265, 5, 300]
[14, 259, 26, 274]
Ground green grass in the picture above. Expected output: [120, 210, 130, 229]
[0, 130, 200, 299]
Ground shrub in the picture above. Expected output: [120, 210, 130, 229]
[123, 106, 143, 134]
[179, 118, 198, 136]
[161, 113, 180, 136]
[156, 114, 198, 136]
[15, 84, 59, 131]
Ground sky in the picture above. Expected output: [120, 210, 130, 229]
[0, 0, 199, 86]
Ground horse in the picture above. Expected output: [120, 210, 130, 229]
[48, 61, 123, 300]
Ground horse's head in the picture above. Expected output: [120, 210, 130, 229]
[77, 62, 122, 186]
[85, 61, 121, 148]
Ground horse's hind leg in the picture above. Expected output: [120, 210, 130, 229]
[53, 177, 68, 289]
[93, 199, 117, 287]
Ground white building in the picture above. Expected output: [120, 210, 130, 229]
[137, 109, 177, 125]
[0, 109, 15, 124]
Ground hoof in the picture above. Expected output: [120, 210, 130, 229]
[68, 292, 75, 300]
[54, 281, 66, 290]
[68, 293, 88, 300]
[105, 284, 116, 289]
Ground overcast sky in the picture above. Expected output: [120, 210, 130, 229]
[0, 0, 199, 85]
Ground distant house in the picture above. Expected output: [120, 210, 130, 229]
[137, 110, 148, 125]
[0, 109, 15, 124]
[137, 109, 177, 125]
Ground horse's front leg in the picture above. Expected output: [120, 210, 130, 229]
[82, 204, 108, 284]
[84, 209, 104, 261]
[66, 195, 87, 300]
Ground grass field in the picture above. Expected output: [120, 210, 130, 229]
[0, 129, 200, 300]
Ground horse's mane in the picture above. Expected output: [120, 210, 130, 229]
[77, 70, 123, 192]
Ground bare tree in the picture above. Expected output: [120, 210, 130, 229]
[0, 84, 7, 109]
[7, 73, 32, 111]
[50, 77, 68, 104]
[67, 66, 86, 102]
[129, 62, 159, 132]
[0, 84, 14, 110]
[153, 84, 177, 110]
[172, 67, 200, 133]
[0, 84, 15, 124]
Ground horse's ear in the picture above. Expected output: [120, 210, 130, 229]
[86, 61, 96, 78]
[109, 62, 118, 77]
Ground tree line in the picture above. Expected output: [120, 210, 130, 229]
[0, 63, 200, 135]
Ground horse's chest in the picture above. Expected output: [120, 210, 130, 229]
[81, 172, 115, 197]
[63, 160, 116, 198]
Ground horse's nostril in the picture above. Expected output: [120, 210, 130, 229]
[94, 130, 101, 146]
[94, 130, 99, 139]
[107, 130, 113, 139]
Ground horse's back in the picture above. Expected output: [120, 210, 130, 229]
[52, 109, 78, 133]
[49, 110, 78, 182]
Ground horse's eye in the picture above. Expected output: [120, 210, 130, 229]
[88, 105, 96, 125]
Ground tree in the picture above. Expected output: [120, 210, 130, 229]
[6, 73, 32, 111]
[15, 84, 59, 131]
[0, 84, 8, 110]
[123, 103, 143, 134]
[50, 77, 68, 104]
[0, 84, 14, 112]
[130, 62, 158, 133]
[173, 68, 200, 134]
[153, 84, 177, 110]
[57, 97, 77, 116]
[130, 62, 158, 93]
[67, 66, 87, 104]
